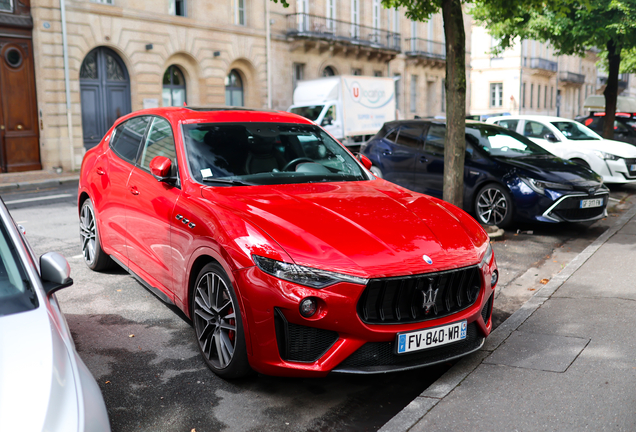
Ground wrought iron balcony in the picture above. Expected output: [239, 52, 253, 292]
[527, 57, 558, 72]
[405, 38, 446, 61]
[559, 71, 585, 84]
[285, 13, 401, 52]
[598, 74, 629, 89]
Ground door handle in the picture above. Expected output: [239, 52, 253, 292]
[382, 150, 393, 156]
[96, 167, 105, 175]
[16, 125, 23, 130]
[0, 125, 4, 130]
[130, 186, 140, 196]
[419, 156, 428, 163]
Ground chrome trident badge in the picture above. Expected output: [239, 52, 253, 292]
[423, 255, 433, 265]
[421, 278, 438, 315]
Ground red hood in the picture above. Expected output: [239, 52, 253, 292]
[202, 180, 487, 278]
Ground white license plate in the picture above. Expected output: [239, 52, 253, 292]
[631, 164, 636, 171]
[580, 198, 603, 209]
[396, 320, 467, 354]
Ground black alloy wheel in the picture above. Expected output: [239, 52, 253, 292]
[475, 184, 513, 228]
[79, 199, 112, 271]
[192, 263, 250, 379]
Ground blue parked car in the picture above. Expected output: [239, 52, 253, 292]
[361, 120, 610, 228]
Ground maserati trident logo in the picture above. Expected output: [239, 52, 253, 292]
[421, 279, 439, 315]
[422, 255, 433, 265]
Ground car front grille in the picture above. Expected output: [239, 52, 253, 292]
[357, 266, 482, 325]
[624, 158, 636, 177]
[333, 323, 483, 373]
[548, 194, 608, 222]
[274, 308, 339, 363]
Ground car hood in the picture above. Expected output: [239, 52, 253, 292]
[562, 138, 636, 158]
[0, 307, 80, 432]
[493, 155, 602, 186]
[203, 180, 487, 278]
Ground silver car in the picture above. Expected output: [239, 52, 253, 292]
[0, 198, 110, 432]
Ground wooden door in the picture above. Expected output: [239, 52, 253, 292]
[0, 38, 41, 172]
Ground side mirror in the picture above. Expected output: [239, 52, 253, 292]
[321, 116, 334, 126]
[356, 153, 373, 170]
[544, 133, 559, 143]
[150, 156, 176, 183]
[40, 252, 73, 295]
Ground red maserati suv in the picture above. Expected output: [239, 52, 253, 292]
[78, 107, 497, 378]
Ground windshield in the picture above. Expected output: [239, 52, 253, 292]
[290, 105, 324, 122]
[551, 121, 601, 140]
[467, 124, 552, 158]
[0, 219, 37, 317]
[183, 123, 368, 186]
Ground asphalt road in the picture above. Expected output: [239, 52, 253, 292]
[2, 181, 634, 432]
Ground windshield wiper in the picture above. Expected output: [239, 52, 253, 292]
[201, 177, 255, 186]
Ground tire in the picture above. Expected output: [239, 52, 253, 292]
[192, 263, 251, 379]
[370, 165, 383, 179]
[79, 198, 113, 271]
[474, 184, 514, 228]
[570, 158, 591, 169]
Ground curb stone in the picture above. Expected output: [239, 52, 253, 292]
[0, 176, 79, 193]
[379, 203, 636, 432]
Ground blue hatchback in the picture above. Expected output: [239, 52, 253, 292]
[361, 120, 610, 227]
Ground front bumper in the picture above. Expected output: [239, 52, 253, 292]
[595, 158, 636, 184]
[234, 258, 496, 377]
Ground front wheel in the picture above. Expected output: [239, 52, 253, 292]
[79, 198, 113, 271]
[474, 184, 513, 228]
[192, 263, 251, 379]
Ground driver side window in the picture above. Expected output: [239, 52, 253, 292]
[523, 121, 552, 139]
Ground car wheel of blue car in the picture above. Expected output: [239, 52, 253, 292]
[475, 184, 513, 228]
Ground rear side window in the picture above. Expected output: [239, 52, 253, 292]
[496, 120, 518, 131]
[395, 125, 424, 148]
[523, 121, 552, 139]
[111, 116, 150, 164]
[385, 128, 399, 142]
[138, 117, 177, 172]
[423, 124, 445, 156]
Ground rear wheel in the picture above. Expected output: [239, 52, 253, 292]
[79, 199, 113, 271]
[475, 184, 513, 228]
[192, 263, 251, 379]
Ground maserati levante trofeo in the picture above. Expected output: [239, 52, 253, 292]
[78, 107, 497, 378]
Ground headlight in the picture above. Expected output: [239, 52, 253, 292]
[520, 177, 573, 194]
[252, 255, 368, 288]
[480, 243, 493, 268]
[593, 150, 620, 161]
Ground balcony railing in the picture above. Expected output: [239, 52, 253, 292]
[559, 71, 585, 84]
[404, 38, 446, 60]
[286, 13, 401, 52]
[598, 74, 629, 89]
[526, 57, 558, 72]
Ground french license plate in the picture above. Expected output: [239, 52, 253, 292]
[580, 198, 603, 209]
[396, 320, 467, 354]
[631, 164, 636, 171]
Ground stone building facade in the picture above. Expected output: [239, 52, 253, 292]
[25, 0, 465, 171]
[470, 23, 600, 119]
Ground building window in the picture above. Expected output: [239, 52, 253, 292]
[235, 0, 246, 26]
[537, 84, 541, 108]
[551, 86, 554, 108]
[530, 83, 533, 108]
[373, 0, 380, 29]
[441, 79, 446, 112]
[225, 69, 244, 107]
[322, 66, 336, 77]
[352, 68, 362, 76]
[373, 70, 383, 77]
[91, 0, 113, 4]
[410, 75, 418, 113]
[351, 0, 360, 38]
[544, 86, 547, 108]
[410, 21, 417, 51]
[169, 0, 186, 16]
[293, 63, 304, 91]
[522, 83, 526, 108]
[326, 0, 336, 30]
[163, 65, 186, 107]
[490, 83, 503, 108]
[394, 73, 401, 111]
[0, 0, 13, 12]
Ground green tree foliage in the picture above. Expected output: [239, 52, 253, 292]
[472, 0, 636, 139]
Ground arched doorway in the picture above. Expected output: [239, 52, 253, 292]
[322, 66, 336, 77]
[80, 47, 131, 149]
[225, 69, 244, 106]
[162, 65, 186, 107]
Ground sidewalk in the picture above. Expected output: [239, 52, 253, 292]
[381, 204, 636, 431]
[0, 169, 79, 192]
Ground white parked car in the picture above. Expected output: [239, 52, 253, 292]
[0, 199, 110, 432]
[486, 115, 636, 184]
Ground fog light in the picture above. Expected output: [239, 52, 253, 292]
[299, 298, 317, 318]
[491, 270, 499, 287]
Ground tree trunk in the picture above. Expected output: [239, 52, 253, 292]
[603, 40, 621, 139]
[442, 0, 466, 208]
